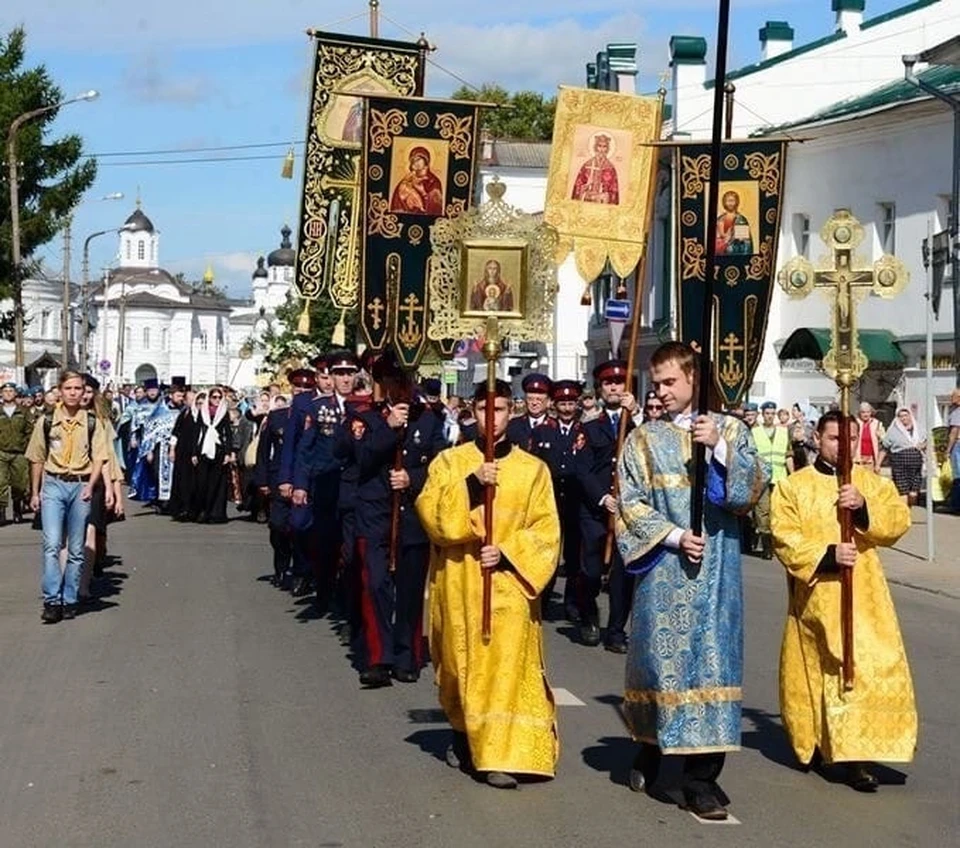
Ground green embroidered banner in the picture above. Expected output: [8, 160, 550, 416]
[361, 97, 481, 368]
[676, 140, 788, 406]
[294, 33, 423, 310]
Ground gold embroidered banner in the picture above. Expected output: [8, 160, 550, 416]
[543, 86, 663, 283]
[361, 96, 481, 368]
[675, 140, 788, 406]
[294, 32, 423, 309]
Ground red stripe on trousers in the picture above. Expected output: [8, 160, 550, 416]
[356, 537, 383, 667]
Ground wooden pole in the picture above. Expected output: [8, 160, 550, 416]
[838, 376, 855, 690]
[691, 0, 732, 535]
[601, 89, 667, 569]
[481, 317, 500, 645]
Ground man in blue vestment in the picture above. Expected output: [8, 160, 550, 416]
[616, 341, 766, 821]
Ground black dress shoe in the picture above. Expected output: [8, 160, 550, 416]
[684, 791, 729, 820]
[359, 666, 393, 688]
[392, 668, 420, 683]
[41, 604, 62, 624]
[579, 622, 600, 646]
[291, 576, 312, 597]
[485, 771, 518, 789]
[604, 637, 628, 654]
[61, 604, 77, 620]
[845, 763, 879, 793]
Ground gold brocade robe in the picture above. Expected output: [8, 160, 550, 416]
[771, 465, 917, 764]
[415, 442, 561, 776]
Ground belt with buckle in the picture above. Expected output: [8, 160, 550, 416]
[48, 471, 91, 483]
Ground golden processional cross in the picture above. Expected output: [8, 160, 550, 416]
[778, 208, 908, 693]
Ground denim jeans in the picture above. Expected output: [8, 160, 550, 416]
[40, 476, 91, 605]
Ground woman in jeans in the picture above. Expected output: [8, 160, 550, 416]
[882, 407, 926, 506]
[25, 371, 110, 624]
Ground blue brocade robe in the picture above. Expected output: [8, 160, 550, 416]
[616, 415, 767, 754]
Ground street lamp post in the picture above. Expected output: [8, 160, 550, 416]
[6, 89, 99, 379]
[903, 55, 960, 386]
[79, 204, 128, 372]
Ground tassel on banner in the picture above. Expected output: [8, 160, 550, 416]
[297, 300, 311, 335]
[281, 147, 295, 180]
[331, 308, 347, 346]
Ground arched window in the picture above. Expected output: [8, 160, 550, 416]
[138, 240, 145, 260]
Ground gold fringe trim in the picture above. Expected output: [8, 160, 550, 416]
[624, 686, 742, 707]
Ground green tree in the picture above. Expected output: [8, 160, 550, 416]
[0, 27, 97, 338]
[263, 289, 357, 367]
[451, 84, 556, 141]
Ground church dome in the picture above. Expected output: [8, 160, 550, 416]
[252, 256, 268, 279]
[123, 207, 155, 234]
[267, 224, 295, 267]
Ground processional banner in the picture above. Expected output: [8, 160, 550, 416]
[543, 86, 663, 284]
[294, 32, 423, 309]
[361, 96, 481, 368]
[675, 140, 788, 406]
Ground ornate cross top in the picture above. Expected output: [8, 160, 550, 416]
[779, 209, 907, 384]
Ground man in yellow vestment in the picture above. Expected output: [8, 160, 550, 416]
[416, 379, 560, 789]
[771, 410, 917, 792]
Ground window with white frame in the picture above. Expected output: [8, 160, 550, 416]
[138, 240, 145, 260]
[792, 213, 810, 258]
[143, 326, 150, 349]
[878, 202, 896, 254]
[125, 241, 131, 260]
[200, 331, 208, 352]
[161, 328, 169, 350]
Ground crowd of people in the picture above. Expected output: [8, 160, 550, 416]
[5, 339, 941, 820]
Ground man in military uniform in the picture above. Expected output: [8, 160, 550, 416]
[506, 373, 552, 452]
[292, 351, 362, 609]
[350, 353, 446, 687]
[0, 381, 31, 525]
[255, 369, 315, 586]
[532, 379, 584, 621]
[573, 359, 638, 651]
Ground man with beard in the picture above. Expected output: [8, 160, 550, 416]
[350, 353, 446, 687]
[169, 385, 199, 521]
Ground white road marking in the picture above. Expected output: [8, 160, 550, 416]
[688, 812, 741, 825]
[550, 687, 586, 706]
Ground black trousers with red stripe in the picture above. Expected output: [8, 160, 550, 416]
[356, 535, 429, 673]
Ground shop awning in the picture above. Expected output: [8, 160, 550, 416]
[777, 328, 905, 368]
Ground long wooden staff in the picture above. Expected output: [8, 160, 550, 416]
[480, 318, 500, 645]
[388, 423, 406, 574]
[838, 384, 855, 690]
[691, 0, 732, 534]
[601, 89, 667, 570]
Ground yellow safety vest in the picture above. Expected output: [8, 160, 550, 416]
[753, 425, 790, 483]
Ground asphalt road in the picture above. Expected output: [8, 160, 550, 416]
[0, 508, 956, 848]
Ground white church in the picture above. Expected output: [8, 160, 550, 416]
[2, 203, 296, 389]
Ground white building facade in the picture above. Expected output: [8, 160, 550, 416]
[0, 205, 294, 390]
[657, 0, 959, 423]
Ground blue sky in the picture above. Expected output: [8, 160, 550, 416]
[10, 0, 911, 297]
